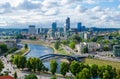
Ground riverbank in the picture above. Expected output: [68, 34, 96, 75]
[14, 48, 29, 56]
[21, 40, 69, 55]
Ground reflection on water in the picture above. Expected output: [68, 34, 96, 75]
[26, 44, 53, 58]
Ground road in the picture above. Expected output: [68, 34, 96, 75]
[1, 55, 66, 79]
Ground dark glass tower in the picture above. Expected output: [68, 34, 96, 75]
[77, 22, 82, 32]
[52, 22, 57, 32]
[66, 17, 70, 31]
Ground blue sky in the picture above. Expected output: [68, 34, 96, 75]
[0, 0, 120, 28]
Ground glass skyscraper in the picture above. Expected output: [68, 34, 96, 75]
[77, 22, 82, 32]
[66, 17, 70, 31]
[52, 22, 57, 32]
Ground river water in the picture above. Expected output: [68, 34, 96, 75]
[26, 44, 61, 73]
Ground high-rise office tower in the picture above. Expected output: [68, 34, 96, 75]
[77, 22, 82, 32]
[52, 22, 57, 32]
[28, 25, 36, 35]
[66, 17, 70, 31]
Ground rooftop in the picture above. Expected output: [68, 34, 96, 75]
[0, 76, 15, 79]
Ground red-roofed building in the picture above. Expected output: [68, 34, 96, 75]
[0, 76, 15, 79]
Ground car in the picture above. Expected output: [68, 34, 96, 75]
[4, 71, 11, 73]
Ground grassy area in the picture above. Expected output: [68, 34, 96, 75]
[84, 58, 120, 70]
[14, 48, 29, 56]
[58, 47, 68, 55]
[21, 40, 45, 45]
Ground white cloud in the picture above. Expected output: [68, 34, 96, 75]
[42, 0, 59, 8]
[16, 0, 42, 10]
[118, 5, 120, 8]
[44, 8, 58, 16]
[83, 0, 96, 4]
[0, 0, 119, 28]
[75, 5, 88, 13]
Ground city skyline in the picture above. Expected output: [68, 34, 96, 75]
[0, 0, 120, 28]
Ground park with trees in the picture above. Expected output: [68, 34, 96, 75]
[11, 55, 120, 79]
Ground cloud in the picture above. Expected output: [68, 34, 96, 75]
[44, 8, 59, 16]
[0, 2, 13, 14]
[61, 0, 80, 5]
[83, 0, 96, 4]
[118, 5, 120, 8]
[0, 0, 120, 28]
[75, 5, 88, 13]
[17, 0, 42, 10]
[42, 0, 59, 8]
[91, 6, 102, 12]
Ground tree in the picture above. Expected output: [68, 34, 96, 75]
[50, 60, 58, 75]
[103, 70, 110, 79]
[103, 45, 110, 51]
[90, 64, 98, 78]
[82, 46, 88, 53]
[116, 70, 120, 79]
[0, 44, 8, 54]
[98, 66, 106, 78]
[16, 34, 24, 39]
[25, 44, 28, 49]
[60, 62, 69, 76]
[0, 59, 4, 72]
[105, 65, 116, 79]
[54, 41, 60, 49]
[14, 72, 17, 79]
[36, 58, 43, 73]
[70, 61, 81, 76]
[50, 76, 57, 79]
[26, 58, 37, 72]
[90, 37, 97, 42]
[24, 74, 38, 79]
[98, 65, 116, 79]
[62, 40, 69, 45]
[70, 35, 82, 43]
[69, 41, 76, 49]
[13, 56, 26, 69]
[26, 57, 44, 72]
[76, 68, 91, 79]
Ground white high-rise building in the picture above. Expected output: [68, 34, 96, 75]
[29, 25, 36, 35]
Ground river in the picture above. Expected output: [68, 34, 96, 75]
[25, 44, 61, 73]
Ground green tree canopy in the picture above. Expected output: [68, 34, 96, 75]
[60, 62, 69, 76]
[90, 64, 98, 78]
[0, 59, 4, 72]
[70, 61, 81, 76]
[24, 74, 38, 79]
[13, 55, 26, 69]
[54, 41, 60, 49]
[25, 44, 28, 49]
[69, 41, 76, 49]
[14, 72, 17, 79]
[76, 68, 91, 79]
[0, 44, 8, 53]
[50, 60, 58, 75]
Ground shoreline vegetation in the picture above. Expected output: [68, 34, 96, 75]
[14, 48, 29, 56]
[21, 39, 70, 63]
[21, 39, 69, 55]
[85, 58, 120, 70]
[21, 39, 120, 70]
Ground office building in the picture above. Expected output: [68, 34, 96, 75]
[52, 22, 57, 32]
[113, 45, 120, 56]
[66, 17, 70, 31]
[28, 25, 36, 35]
[77, 22, 82, 32]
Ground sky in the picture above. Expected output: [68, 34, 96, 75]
[0, 0, 120, 28]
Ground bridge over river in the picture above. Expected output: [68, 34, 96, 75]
[39, 54, 87, 61]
